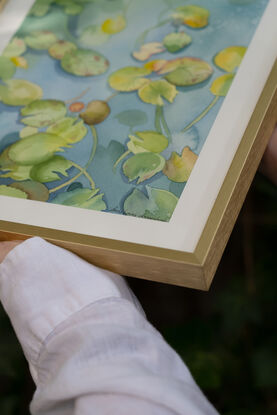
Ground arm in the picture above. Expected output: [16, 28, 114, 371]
[0, 237, 218, 415]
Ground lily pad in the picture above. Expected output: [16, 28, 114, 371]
[55, 0, 83, 15]
[80, 101, 110, 125]
[30, 155, 73, 182]
[123, 152, 165, 183]
[24, 31, 58, 50]
[124, 186, 178, 221]
[127, 131, 168, 154]
[20, 126, 39, 138]
[10, 180, 49, 201]
[79, 25, 110, 47]
[101, 15, 126, 34]
[3, 37, 26, 57]
[51, 188, 106, 211]
[48, 40, 77, 60]
[0, 79, 43, 106]
[214, 46, 247, 73]
[115, 109, 148, 128]
[138, 79, 178, 105]
[47, 117, 87, 143]
[172, 5, 210, 28]
[10, 56, 28, 69]
[21, 100, 67, 127]
[163, 32, 192, 53]
[0, 57, 16, 81]
[108, 66, 151, 92]
[29, 0, 52, 17]
[0, 185, 28, 199]
[0, 148, 33, 181]
[61, 49, 109, 76]
[210, 73, 235, 97]
[163, 146, 198, 182]
[8, 132, 69, 165]
[133, 42, 165, 61]
[159, 57, 213, 87]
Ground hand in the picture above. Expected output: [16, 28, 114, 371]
[0, 241, 22, 264]
[260, 125, 277, 186]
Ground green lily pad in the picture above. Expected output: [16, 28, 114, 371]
[48, 40, 77, 60]
[0, 57, 16, 81]
[0, 79, 43, 106]
[0, 148, 33, 181]
[51, 188, 106, 211]
[123, 152, 165, 183]
[115, 110, 148, 128]
[47, 117, 87, 143]
[79, 25, 110, 47]
[80, 101, 110, 125]
[210, 73, 235, 97]
[124, 186, 178, 221]
[163, 32, 192, 53]
[0, 185, 28, 199]
[163, 147, 198, 182]
[214, 46, 247, 73]
[172, 5, 210, 28]
[138, 79, 178, 105]
[10, 180, 49, 201]
[30, 155, 73, 182]
[29, 0, 52, 17]
[127, 131, 168, 154]
[8, 132, 69, 165]
[159, 57, 213, 87]
[3, 37, 26, 58]
[21, 100, 67, 127]
[108, 66, 151, 92]
[25, 31, 58, 50]
[61, 49, 109, 76]
[20, 126, 39, 138]
[55, 0, 83, 15]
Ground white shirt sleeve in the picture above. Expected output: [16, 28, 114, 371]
[0, 237, 219, 415]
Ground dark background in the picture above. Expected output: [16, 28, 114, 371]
[0, 172, 276, 414]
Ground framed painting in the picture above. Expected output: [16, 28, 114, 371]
[0, 0, 276, 289]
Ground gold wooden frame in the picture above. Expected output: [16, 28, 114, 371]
[0, 0, 7, 12]
[0, 57, 276, 289]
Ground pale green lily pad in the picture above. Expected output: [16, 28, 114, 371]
[3, 37, 26, 58]
[51, 188, 106, 211]
[25, 31, 58, 50]
[127, 131, 168, 154]
[29, 0, 52, 17]
[138, 79, 178, 105]
[30, 155, 73, 182]
[123, 152, 165, 183]
[214, 46, 247, 73]
[8, 133, 69, 165]
[163, 147, 198, 182]
[47, 117, 87, 143]
[124, 186, 178, 221]
[55, 0, 83, 15]
[61, 49, 109, 76]
[0, 79, 43, 106]
[108, 66, 151, 92]
[159, 57, 213, 87]
[48, 40, 77, 60]
[172, 5, 210, 28]
[10, 180, 49, 201]
[210, 73, 235, 97]
[0, 57, 16, 81]
[79, 25, 110, 47]
[0, 148, 33, 181]
[0, 185, 28, 199]
[21, 100, 67, 127]
[20, 126, 39, 138]
[115, 110, 148, 128]
[163, 32, 192, 53]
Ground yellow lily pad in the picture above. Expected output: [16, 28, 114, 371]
[138, 79, 178, 106]
[163, 146, 198, 182]
[133, 42, 165, 61]
[172, 5, 210, 28]
[0, 185, 28, 199]
[102, 15, 126, 34]
[109, 66, 151, 92]
[210, 73, 235, 97]
[214, 46, 247, 72]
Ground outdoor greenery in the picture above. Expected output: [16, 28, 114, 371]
[0, 172, 276, 414]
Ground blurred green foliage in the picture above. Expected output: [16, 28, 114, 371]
[0, 173, 276, 414]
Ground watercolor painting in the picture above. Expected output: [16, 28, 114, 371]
[0, 0, 269, 221]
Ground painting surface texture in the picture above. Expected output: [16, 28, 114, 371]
[0, 0, 269, 221]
